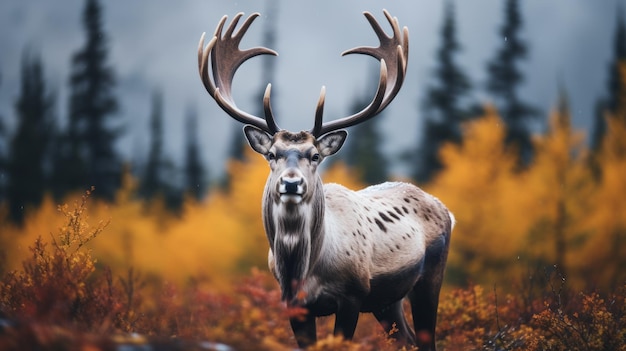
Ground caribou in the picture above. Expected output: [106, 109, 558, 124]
[197, 10, 454, 350]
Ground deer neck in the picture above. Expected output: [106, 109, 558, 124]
[263, 177, 325, 301]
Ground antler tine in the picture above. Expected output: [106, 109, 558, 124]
[198, 13, 280, 134]
[313, 86, 327, 136]
[311, 9, 409, 137]
[312, 62, 388, 137]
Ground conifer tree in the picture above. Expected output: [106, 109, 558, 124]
[139, 89, 167, 202]
[184, 105, 206, 201]
[582, 64, 626, 290]
[343, 88, 389, 185]
[60, 0, 121, 200]
[139, 90, 183, 212]
[6, 52, 55, 224]
[414, 1, 474, 183]
[0, 72, 5, 201]
[485, 0, 537, 166]
[591, 8, 626, 151]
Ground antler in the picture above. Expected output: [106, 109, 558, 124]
[311, 9, 409, 137]
[198, 13, 280, 134]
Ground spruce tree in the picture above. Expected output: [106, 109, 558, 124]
[414, 1, 474, 183]
[485, 0, 537, 166]
[184, 106, 206, 201]
[343, 88, 389, 185]
[140, 89, 167, 202]
[591, 8, 626, 151]
[139, 90, 183, 212]
[0, 71, 5, 201]
[63, 0, 121, 200]
[6, 52, 55, 224]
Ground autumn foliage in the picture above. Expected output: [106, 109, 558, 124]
[0, 187, 624, 350]
[2, 76, 626, 348]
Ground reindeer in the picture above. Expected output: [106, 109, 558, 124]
[197, 10, 454, 350]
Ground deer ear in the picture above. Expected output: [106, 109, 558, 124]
[317, 130, 348, 157]
[244, 125, 273, 155]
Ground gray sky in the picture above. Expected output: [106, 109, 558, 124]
[0, 1, 622, 179]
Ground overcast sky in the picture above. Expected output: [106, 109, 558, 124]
[0, 1, 623, 178]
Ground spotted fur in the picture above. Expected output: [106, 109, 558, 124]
[246, 127, 454, 350]
[197, 8, 436, 348]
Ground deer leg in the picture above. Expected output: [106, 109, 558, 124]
[373, 300, 416, 345]
[333, 298, 361, 340]
[290, 315, 317, 348]
[408, 234, 449, 351]
[408, 279, 439, 351]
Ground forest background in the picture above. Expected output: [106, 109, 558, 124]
[0, 0, 625, 349]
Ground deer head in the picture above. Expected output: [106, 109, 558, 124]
[197, 11, 408, 178]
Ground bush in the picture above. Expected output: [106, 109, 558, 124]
[1, 189, 625, 350]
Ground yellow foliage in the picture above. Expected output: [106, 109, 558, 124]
[0, 144, 369, 293]
[525, 101, 594, 287]
[581, 114, 626, 289]
[321, 161, 366, 191]
[1, 174, 246, 290]
[4, 91, 626, 294]
[428, 106, 533, 284]
[225, 148, 273, 269]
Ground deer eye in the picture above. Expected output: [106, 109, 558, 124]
[311, 153, 321, 162]
[267, 152, 276, 161]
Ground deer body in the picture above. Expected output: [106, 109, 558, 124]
[198, 10, 453, 350]
[267, 180, 452, 313]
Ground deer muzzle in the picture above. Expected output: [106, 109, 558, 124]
[279, 176, 305, 203]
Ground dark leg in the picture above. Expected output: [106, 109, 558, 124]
[409, 280, 440, 351]
[333, 298, 361, 340]
[373, 300, 416, 345]
[408, 233, 450, 351]
[290, 315, 317, 348]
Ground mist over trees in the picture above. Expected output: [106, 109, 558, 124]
[139, 90, 169, 203]
[0, 72, 5, 202]
[6, 52, 55, 224]
[51, 0, 121, 202]
[485, 0, 537, 167]
[592, 9, 626, 152]
[413, 1, 475, 183]
[184, 105, 207, 202]
[341, 82, 389, 185]
[1, 3, 626, 350]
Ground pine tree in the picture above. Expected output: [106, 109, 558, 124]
[139, 89, 167, 202]
[343, 87, 389, 185]
[591, 8, 626, 151]
[139, 90, 183, 213]
[414, 1, 474, 183]
[6, 51, 55, 224]
[184, 105, 206, 201]
[485, 0, 537, 166]
[0, 71, 6, 201]
[63, 0, 121, 200]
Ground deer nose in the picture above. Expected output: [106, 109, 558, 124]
[280, 177, 304, 195]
